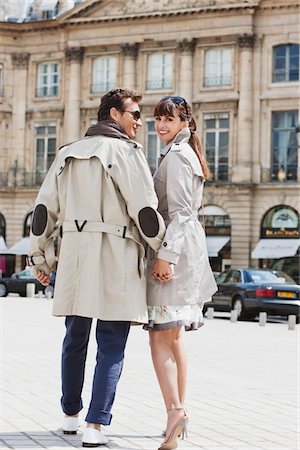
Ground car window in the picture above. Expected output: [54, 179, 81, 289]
[271, 260, 284, 271]
[217, 270, 229, 283]
[225, 270, 241, 283]
[248, 270, 295, 284]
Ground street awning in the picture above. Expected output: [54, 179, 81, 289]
[251, 239, 300, 259]
[3, 237, 29, 255]
[206, 236, 230, 257]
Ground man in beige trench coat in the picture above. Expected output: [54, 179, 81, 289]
[28, 88, 166, 447]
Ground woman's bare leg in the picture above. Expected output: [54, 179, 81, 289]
[170, 326, 187, 406]
[149, 328, 186, 438]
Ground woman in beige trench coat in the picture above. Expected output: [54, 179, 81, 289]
[144, 96, 217, 450]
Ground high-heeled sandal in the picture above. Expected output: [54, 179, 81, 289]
[161, 408, 188, 437]
[158, 408, 188, 450]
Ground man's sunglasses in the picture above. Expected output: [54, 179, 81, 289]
[161, 96, 189, 119]
[123, 110, 141, 121]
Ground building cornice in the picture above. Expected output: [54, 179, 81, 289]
[0, 3, 259, 32]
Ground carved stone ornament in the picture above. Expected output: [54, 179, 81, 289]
[65, 47, 85, 62]
[11, 53, 30, 69]
[120, 43, 139, 57]
[99, 0, 212, 16]
[237, 33, 257, 49]
[177, 39, 196, 54]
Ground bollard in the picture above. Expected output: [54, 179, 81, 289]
[207, 307, 214, 319]
[230, 310, 238, 322]
[288, 315, 296, 331]
[259, 312, 267, 326]
[26, 283, 36, 298]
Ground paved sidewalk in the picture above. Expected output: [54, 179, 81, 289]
[0, 296, 299, 450]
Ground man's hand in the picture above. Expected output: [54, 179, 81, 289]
[36, 270, 51, 286]
[151, 259, 173, 283]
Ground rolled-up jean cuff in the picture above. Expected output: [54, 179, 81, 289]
[85, 409, 112, 426]
[61, 399, 83, 416]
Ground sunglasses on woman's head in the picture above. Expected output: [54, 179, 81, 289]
[123, 110, 141, 121]
[161, 96, 189, 119]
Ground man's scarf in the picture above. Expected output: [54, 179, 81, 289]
[85, 120, 130, 141]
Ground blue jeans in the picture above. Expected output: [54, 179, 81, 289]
[61, 316, 130, 425]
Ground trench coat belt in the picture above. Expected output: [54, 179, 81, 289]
[62, 220, 142, 245]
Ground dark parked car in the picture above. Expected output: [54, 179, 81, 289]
[271, 256, 299, 285]
[204, 268, 300, 322]
[0, 267, 54, 298]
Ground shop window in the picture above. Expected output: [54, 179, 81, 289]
[272, 44, 299, 83]
[91, 57, 117, 93]
[146, 53, 172, 90]
[36, 62, 59, 97]
[35, 124, 56, 183]
[204, 48, 231, 87]
[204, 113, 229, 181]
[271, 111, 298, 182]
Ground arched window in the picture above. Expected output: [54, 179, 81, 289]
[261, 205, 299, 238]
[0, 212, 6, 240]
[273, 44, 299, 83]
[203, 205, 231, 270]
[24, 211, 33, 237]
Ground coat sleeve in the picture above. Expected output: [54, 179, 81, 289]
[157, 150, 195, 264]
[28, 157, 61, 276]
[109, 144, 165, 251]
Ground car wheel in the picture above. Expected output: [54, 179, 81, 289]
[233, 297, 247, 320]
[0, 283, 8, 297]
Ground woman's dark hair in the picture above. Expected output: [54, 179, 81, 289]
[97, 88, 143, 121]
[154, 97, 211, 179]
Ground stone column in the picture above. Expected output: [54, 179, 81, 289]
[120, 43, 139, 89]
[177, 39, 196, 105]
[232, 33, 256, 183]
[9, 53, 29, 187]
[64, 47, 84, 143]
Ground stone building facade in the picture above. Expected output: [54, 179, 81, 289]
[0, 0, 299, 274]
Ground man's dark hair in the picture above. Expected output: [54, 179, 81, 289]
[97, 88, 143, 121]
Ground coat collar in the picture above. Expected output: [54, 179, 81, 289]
[160, 127, 191, 156]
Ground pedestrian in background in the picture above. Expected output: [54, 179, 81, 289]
[28, 88, 165, 447]
[144, 96, 218, 450]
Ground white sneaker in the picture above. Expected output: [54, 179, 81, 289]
[82, 428, 109, 447]
[62, 416, 80, 434]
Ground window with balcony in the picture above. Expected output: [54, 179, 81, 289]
[204, 48, 231, 87]
[271, 111, 298, 182]
[91, 57, 117, 93]
[146, 52, 172, 90]
[36, 63, 59, 97]
[146, 119, 164, 174]
[204, 114, 229, 181]
[272, 44, 299, 83]
[35, 124, 56, 183]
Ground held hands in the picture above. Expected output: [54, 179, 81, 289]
[36, 270, 51, 286]
[151, 258, 174, 283]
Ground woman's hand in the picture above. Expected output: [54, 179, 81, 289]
[36, 270, 51, 286]
[152, 259, 173, 283]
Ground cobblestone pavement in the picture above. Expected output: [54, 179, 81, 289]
[0, 296, 298, 450]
